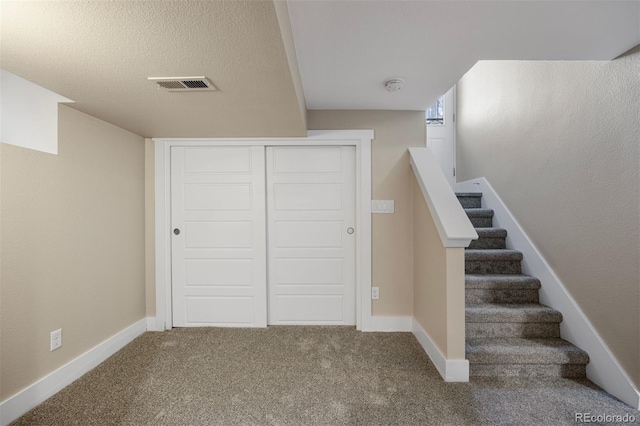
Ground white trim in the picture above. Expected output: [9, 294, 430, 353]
[155, 141, 170, 330]
[364, 316, 412, 332]
[154, 130, 373, 332]
[452, 85, 457, 181]
[409, 147, 477, 248]
[456, 177, 640, 410]
[412, 318, 469, 382]
[146, 317, 160, 332]
[0, 319, 147, 426]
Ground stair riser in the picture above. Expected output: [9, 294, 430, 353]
[457, 196, 482, 209]
[466, 323, 560, 338]
[467, 351, 587, 364]
[468, 237, 506, 250]
[465, 289, 539, 304]
[470, 363, 586, 378]
[466, 260, 521, 275]
[469, 217, 493, 227]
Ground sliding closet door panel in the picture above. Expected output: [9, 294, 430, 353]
[267, 146, 356, 325]
[171, 146, 266, 327]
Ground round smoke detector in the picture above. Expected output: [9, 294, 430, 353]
[384, 78, 405, 92]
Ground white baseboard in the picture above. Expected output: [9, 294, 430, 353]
[457, 177, 640, 409]
[146, 316, 160, 331]
[412, 318, 469, 382]
[0, 318, 147, 426]
[362, 315, 412, 332]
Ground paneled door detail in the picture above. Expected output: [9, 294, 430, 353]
[171, 146, 267, 327]
[266, 146, 356, 325]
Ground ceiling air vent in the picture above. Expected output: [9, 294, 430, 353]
[148, 76, 217, 92]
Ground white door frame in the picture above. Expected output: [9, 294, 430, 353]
[154, 130, 373, 331]
[426, 86, 456, 187]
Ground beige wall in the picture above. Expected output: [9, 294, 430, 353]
[456, 47, 640, 386]
[413, 178, 465, 358]
[0, 106, 146, 401]
[308, 110, 427, 316]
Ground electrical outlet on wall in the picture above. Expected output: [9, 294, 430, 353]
[371, 287, 380, 300]
[50, 329, 62, 351]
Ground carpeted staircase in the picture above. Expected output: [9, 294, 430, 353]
[457, 192, 590, 378]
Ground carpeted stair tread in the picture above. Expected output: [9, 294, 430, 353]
[456, 193, 483, 208]
[465, 249, 523, 261]
[474, 228, 507, 238]
[466, 338, 589, 365]
[465, 274, 541, 290]
[466, 303, 562, 323]
[468, 228, 508, 249]
[465, 208, 494, 218]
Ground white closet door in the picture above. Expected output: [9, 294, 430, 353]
[266, 146, 356, 325]
[171, 146, 267, 327]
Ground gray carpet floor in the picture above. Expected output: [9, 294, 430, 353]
[13, 327, 639, 425]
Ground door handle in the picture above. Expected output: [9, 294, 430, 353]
[347, 227, 355, 234]
[173, 228, 180, 235]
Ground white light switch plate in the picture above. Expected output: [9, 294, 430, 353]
[372, 200, 394, 214]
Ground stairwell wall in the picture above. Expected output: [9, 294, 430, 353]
[456, 46, 640, 387]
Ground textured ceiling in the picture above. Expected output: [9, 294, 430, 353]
[288, 0, 640, 110]
[3, 1, 639, 135]
[1, 1, 307, 138]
